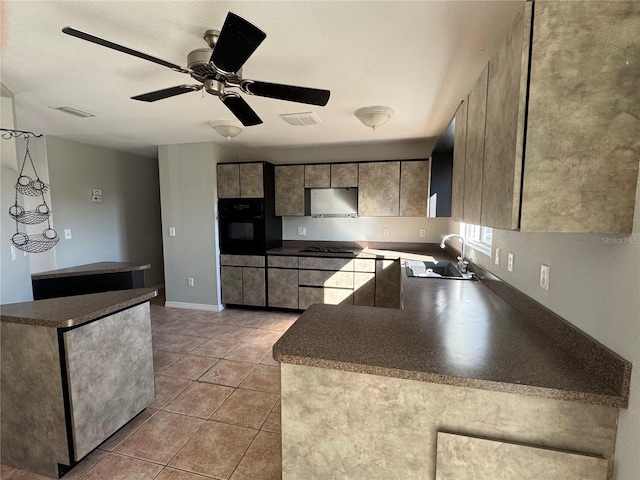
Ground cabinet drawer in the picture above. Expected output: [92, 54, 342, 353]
[298, 257, 354, 271]
[268, 255, 299, 269]
[353, 258, 375, 272]
[220, 254, 265, 267]
[299, 287, 353, 310]
[299, 270, 354, 289]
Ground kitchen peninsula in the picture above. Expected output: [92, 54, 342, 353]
[273, 253, 631, 480]
[1, 288, 157, 478]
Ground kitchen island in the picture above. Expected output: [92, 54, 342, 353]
[1, 288, 157, 478]
[273, 254, 631, 479]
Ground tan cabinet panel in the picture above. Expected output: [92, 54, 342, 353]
[221, 266, 243, 305]
[220, 254, 265, 268]
[331, 163, 359, 187]
[354, 272, 375, 307]
[239, 163, 264, 198]
[358, 162, 400, 217]
[481, 4, 529, 230]
[242, 267, 266, 307]
[400, 160, 430, 217]
[521, 1, 639, 233]
[435, 432, 608, 480]
[353, 258, 375, 273]
[217, 163, 240, 199]
[375, 259, 401, 308]
[268, 255, 299, 268]
[451, 99, 468, 222]
[298, 270, 354, 289]
[268, 268, 299, 309]
[299, 287, 353, 310]
[298, 257, 354, 271]
[462, 65, 488, 225]
[305, 164, 330, 188]
[275, 165, 305, 216]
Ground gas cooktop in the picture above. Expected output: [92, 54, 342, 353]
[299, 246, 355, 254]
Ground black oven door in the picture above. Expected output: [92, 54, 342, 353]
[219, 215, 265, 254]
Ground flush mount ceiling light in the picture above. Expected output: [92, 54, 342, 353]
[48, 106, 95, 118]
[208, 120, 244, 140]
[355, 106, 394, 130]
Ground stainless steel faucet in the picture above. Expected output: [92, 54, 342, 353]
[440, 233, 468, 273]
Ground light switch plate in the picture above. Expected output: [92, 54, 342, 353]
[494, 248, 501, 266]
[297, 227, 307, 236]
[64, 228, 72, 240]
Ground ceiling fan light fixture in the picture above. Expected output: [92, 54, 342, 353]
[209, 120, 244, 140]
[355, 106, 394, 130]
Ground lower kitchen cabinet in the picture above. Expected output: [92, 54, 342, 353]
[220, 255, 266, 307]
[375, 259, 401, 308]
[268, 267, 299, 309]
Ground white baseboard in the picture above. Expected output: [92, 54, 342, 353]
[164, 301, 225, 312]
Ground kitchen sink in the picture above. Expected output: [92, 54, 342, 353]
[405, 260, 474, 280]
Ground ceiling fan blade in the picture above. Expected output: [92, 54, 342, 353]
[132, 85, 202, 102]
[62, 27, 190, 73]
[242, 81, 330, 106]
[220, 94, 263, 126]
[210, 12, 266, 73]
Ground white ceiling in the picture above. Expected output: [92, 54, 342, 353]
[1, 1, 523, 160]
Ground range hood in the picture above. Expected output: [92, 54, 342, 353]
[308, 188, 358, 218]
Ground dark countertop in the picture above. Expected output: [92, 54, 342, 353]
[0, 288, 157, 328]
[31, 261, 151, 280]
[273, 250, 631, 408]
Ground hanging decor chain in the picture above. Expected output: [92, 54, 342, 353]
[1, 127, 59, 253]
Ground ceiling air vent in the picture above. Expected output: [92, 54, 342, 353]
[279, 112, 322, 126]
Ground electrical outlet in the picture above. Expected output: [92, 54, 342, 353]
[540, 264, 550, 291]
[297, 227, 307, 236]
[64, 229, 72, 240]
[494, 247, 501, 266]
[419, 228, 426, 238]
[383, 228, 390, 237]
[169, 227, 176, 237]
[507, 252, 515, 272]
[188, 277, 194, 287]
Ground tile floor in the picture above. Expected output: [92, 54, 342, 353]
[1, 295, 299, 480]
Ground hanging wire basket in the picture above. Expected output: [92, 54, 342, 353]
[11, 229, 59, 253]
[9, 204, 52, 225]
[14, 175, 49, 196]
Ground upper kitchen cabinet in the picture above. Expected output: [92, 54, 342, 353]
[305, 164, 330, 188]
[217, 162, 264, 198]
[400, 160, 430, 217]
[358, 161, 401, 216]
[462, 65, 488, 226]
[480, 4, 530, 230]
[520, 1, 639, 233]
[275, 165, 305, 216]
[462, 1, 639, 233]
[451, 99, 468, 222]
[331, 163, 359, 188]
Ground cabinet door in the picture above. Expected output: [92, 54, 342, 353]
[331, 163, 358, 187]
[358, 162, 400, 217]
[275, 165, 305, 216]
[242, 267, 266, 307]
[217, 164, 240, 199]
[268, 268, 299, 309]
[451, 100, 468, 222]
[305, 164, 330, 188]
[400, 160, 430, 217]
[240, 163, 264, 198]
[221, 266, 243, 305]
[375, 259, 400, 308]
[353, 272, 375, 306]
[521, 1, 639, 233]
[462, 65, 488, 225]
[481, 4, 530, 230]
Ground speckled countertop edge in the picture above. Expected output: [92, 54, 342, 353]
[31, 262, 151, 280]
[0, 288, 157, 328]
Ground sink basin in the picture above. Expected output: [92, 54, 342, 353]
[405, 260, 473, 280]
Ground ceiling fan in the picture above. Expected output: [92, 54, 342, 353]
[62, 12, 331, 127]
